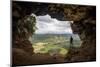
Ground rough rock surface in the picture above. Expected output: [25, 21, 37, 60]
[12, 1, 96, 66]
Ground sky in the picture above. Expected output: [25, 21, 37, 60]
[32, 14, 73, 34]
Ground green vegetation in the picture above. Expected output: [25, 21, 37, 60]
[32, 42, 68, 57]
[32, 34, 81, 57]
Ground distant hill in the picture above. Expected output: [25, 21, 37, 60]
[32, 34, 80, 41]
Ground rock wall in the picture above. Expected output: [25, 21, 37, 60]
[12, 2, 35, 65]
[12, 1, 96, 65]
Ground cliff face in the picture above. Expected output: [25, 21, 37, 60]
[12, 1, 96, 65]
[12, 3, 34, 55]
[63, 6, 96, 61]
[12, 2, 36, 65]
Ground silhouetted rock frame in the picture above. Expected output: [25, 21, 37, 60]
[12, 1, 96, 66]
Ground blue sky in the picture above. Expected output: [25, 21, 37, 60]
[32, 14, 73, 34]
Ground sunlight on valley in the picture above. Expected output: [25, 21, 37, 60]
[32, 42, 69, 57]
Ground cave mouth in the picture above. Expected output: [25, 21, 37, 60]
[12, 1, 96, 66]
[29, 13, 82, 56]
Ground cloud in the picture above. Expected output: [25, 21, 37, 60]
[36, 14, 54, 23]
[35, 14, 73, 34]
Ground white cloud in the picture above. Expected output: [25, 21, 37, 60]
[37, 14, 53, 23]
[35, 14, 73, 34]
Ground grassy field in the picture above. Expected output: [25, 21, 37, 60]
[32, 34, 81, 57]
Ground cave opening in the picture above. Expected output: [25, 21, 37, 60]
[12, 1, 96, 66]
[28, 13, 82, 57]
